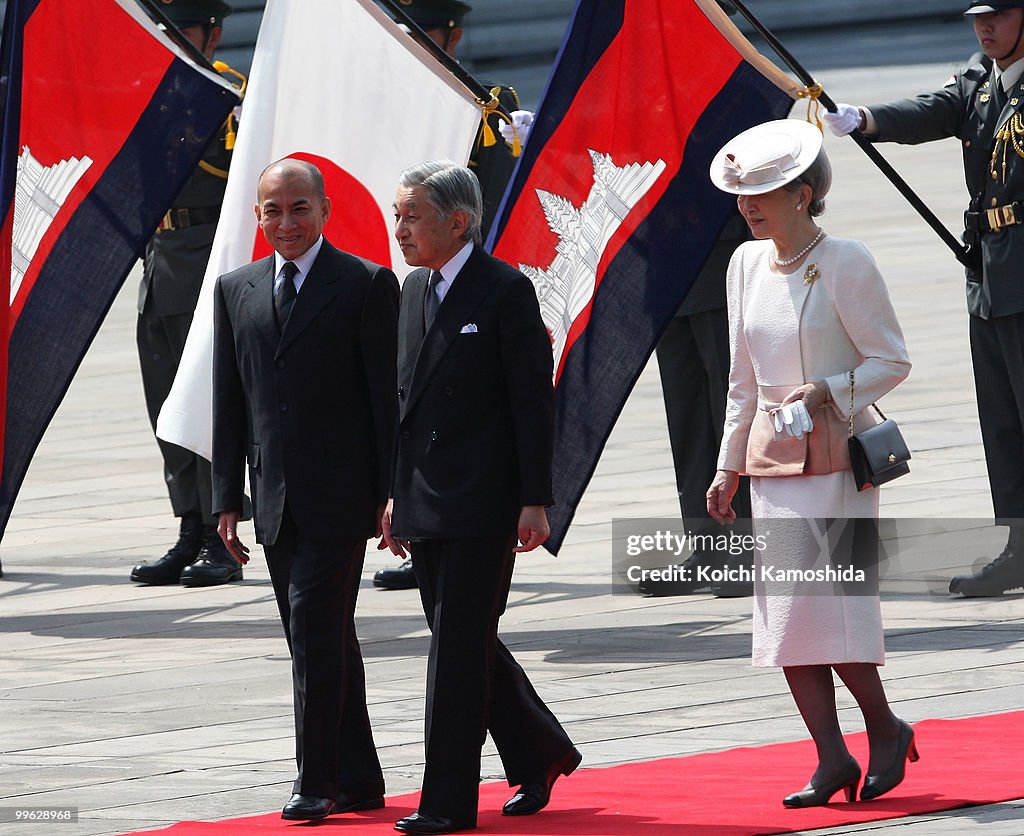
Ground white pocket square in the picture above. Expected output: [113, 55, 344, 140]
[459, 323, 478, 334]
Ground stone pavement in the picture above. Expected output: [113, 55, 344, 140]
[2, 55, 1023, 836]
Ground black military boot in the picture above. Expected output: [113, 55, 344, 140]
[636, 550, 715, 597]
[949, 548, 1024, 597]
[131, 514, 203, 584]
[179, 526, 243, 587]
[710, 546, 754, 598]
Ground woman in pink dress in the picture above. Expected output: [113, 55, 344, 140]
[705, 119, 917, 807]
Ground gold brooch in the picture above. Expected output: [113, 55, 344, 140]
[803, 263, 820, 285]
[980, 93, 991, 103]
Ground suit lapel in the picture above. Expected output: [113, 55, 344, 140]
[241, 259, 278, 349]
[403, 246, 496, 416]
[275, 242, 342, 358]
[789, 255, 817, 364]
[398, 269, 428, 406]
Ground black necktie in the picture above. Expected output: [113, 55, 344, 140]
[275, 261, 299, 329]
[423, 270, 443, 331]
[994, 78, 1008, 115]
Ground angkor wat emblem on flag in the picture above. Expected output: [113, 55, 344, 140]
[518, 150, 666, 377]
[12, 146, 94, 302]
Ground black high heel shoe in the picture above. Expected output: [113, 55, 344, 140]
[782, 759, 861, 808]
[860, 719, 919, 800]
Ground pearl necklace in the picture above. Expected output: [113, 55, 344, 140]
[772, 228, 825, 268]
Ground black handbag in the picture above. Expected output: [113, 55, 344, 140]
[847, 369, 911, 492]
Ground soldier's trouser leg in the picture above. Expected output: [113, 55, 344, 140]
[969, 312, 1024, 523]
[136, 310, 215, 525]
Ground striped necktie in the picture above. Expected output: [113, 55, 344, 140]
[423, 270, 443, 331]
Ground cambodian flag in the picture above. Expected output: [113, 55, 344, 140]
[0, 0, 239, 545]
[488, 0, 799, 553]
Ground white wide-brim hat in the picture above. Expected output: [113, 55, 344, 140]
[709, 119, 824, 196]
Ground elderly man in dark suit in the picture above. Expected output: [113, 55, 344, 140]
[373, 0, 526, 593]
[212, 159, 397, 821]
[383, 161, 580, 835]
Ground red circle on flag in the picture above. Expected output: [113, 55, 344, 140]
[251, 152, 392, 267]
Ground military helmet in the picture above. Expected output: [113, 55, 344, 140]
[396, 0, 472, 30]
[964, 1, 1024, 14]
[159, 0, 233, 28]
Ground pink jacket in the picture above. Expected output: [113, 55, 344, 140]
[717, 237, 911, 477]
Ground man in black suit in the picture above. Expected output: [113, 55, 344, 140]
[373, 0, 526, 593]
[212, 159, 397, 821]
[383, 161, 580, 835]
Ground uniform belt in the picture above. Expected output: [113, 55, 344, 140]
[157, 206, 221, 233]
[965, 201, 1024, 234]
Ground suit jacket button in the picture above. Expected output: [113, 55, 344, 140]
[430, 430, 438, 441]
[280, 403, 288, 412]
[402, 430, 410, 439]
[277, 358, 286, 369]
[444, 385, 454, 395]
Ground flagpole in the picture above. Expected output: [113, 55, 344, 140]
[727, 0, 975, 269]
[375, 0, 511, 116]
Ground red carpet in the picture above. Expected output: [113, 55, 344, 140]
[128, 711, 1024, 835]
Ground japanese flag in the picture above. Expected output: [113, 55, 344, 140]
[157, 0, 480, 460]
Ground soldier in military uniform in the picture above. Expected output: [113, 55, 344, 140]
[634, 1, 754, 600]
[640, 211, 754, 598]
[130, 0, 245, 588]
[374, 0, 526, 591]
[827, 0, 1024, 596]
[392, 0, 522, 239]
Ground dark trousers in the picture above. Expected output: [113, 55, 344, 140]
[411, 536, 574, 827]
[136, 310, 214, 525]
[656, 310, 752, 528]
[970, 311, 1024, 522]
[264, 507, 384, 799]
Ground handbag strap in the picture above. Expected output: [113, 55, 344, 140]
[848, 369, 886, 438]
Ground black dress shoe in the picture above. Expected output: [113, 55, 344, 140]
[373, 560, 418, 590]
[281, 793, 336, 820]
[949, 549, 1024, 597]
[503, 746, 582, 816]
[394, 811, 466, 833]
[782, 759, 860, 808]
[130, 514, 203, 584]
[334, 791, 384, 813]
[179, 531, 243, 586]
[861, 719, 919, 800]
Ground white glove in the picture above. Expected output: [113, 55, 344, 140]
[498, 110, 534, 147]
[772, 401, 814, 440]
[823, 103, 862, 137]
